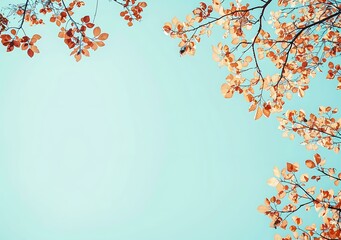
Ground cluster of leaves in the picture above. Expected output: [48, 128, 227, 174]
[0, 13, 8, 33]
[55, 14, 108, 61]
[0, 0, 340, 238]
[164, 3, 341, 236]
[278, 106, 341, 153]
[1, 29, 41, 57]
[327, 62, 341, 90]
[0, 0, 148, 60]
[116, 0, 147, 27]
[164, 1, 341, 239]
[163, 0, 341, 118]
[258, 153, 341, 240]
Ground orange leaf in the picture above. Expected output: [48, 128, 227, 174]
[257, 205, 269, 213]
[86, 23, 95, 28]
[21, 43, 28, 50]
[314, 153, 321, 165]
[82, 48, 90, 57]
[74, 53, 81, 62]
[27, 48, 34, 58]
[249, 103, 257, 112]
[254, 107, 263, 120]
[292, 216, 302, 225]
[245, 56, 252, 62]
[286, 162, 298, 172]
[93, 27, 101, 37]
[91, 43, 98, 51]
[96, 41, 105, 47]
[32, 34, 41, 40]
[305, 160, 316, 169]
[58, 31, 65, 38]
[31, 45, 39, 53]
[274, 234, 282, 240]
[139, 2, 147, 7]
[263, 108, 270, 118]
[98, 33, 109, 41]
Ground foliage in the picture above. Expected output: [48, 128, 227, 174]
[258, 153, 341, 239]
[0, 0, 147, 61]
[260, 105, 341, 240]
[163, 0, 340, 239]
[163, 0, 340, 118]
[278, 106, 341, 153]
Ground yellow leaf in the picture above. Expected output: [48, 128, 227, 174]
[172, 17, 179, 25]
[273, 167, 280, 177]
[212, 52, 220, 62]
[267, 177, 279, 187]
[245, 56, 252, 62]
[212, 45, 220, 54]
[221, 83, 233, 98]
[231, 38, 239, 45]
[274, 234, 282, 240]
[286, 92, 292, 100]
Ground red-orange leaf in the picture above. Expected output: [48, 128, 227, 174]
[305, 160, 316, 169]
[286, 162, 298, 172]
[314, 153, 321, 165]
[86, 23, 95, 28]
[27, 48, 34, 58]
[82, 15, 90, 23]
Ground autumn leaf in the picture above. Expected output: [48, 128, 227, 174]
[267, 177, 279, 187]
[98, 33, 109, 41]
[314, 153, 321, 165]
[257, 205, 270, 213]
[27, 48, 34, 58]
[286, 162, 298, 172]
[93, 27, 101, 37]
[305, 160, 316, 169]
[254, 107, 262, 120]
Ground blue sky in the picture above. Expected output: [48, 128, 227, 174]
[0, 1, 340, 240]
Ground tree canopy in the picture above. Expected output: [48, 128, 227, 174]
[0, 0, 147, 60]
